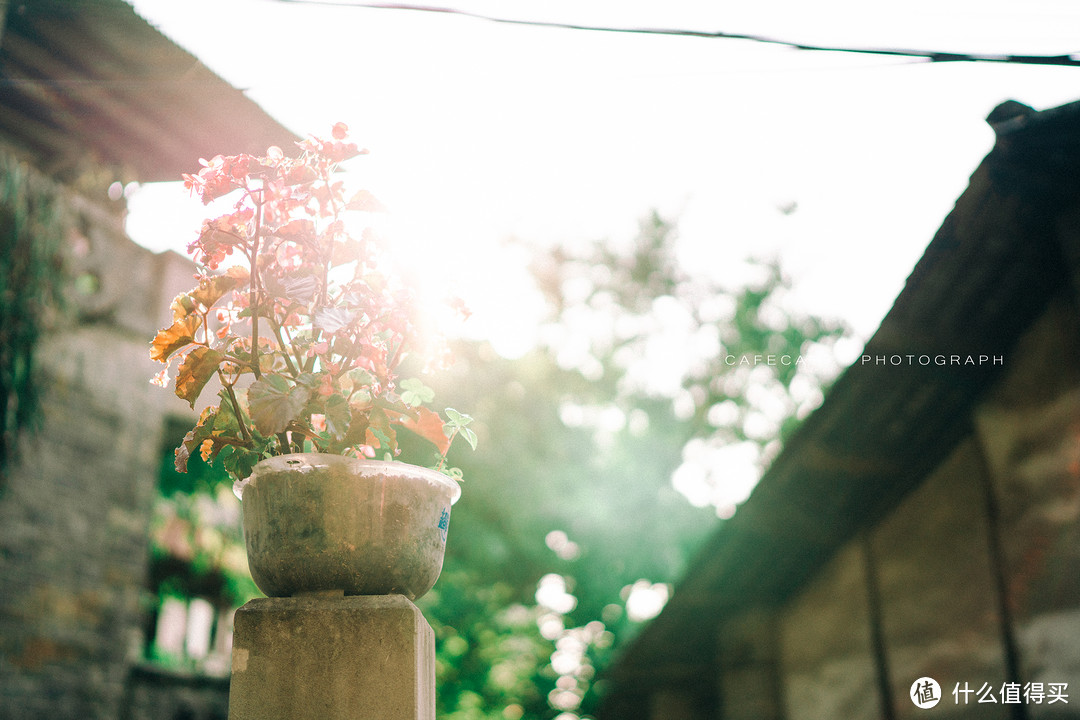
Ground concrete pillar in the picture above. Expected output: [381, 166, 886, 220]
[228, 594, 435, 720]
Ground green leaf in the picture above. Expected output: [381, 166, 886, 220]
[400, 378, 435, 407]
[365, 405, 397, 453]
[342, 404, 370, 448]
[218, 445, 262, 481]
[324, 393, 351, 441]
[212, 388, 247, 438]
[460, 426, 479, 451]
[345, 368, 375, 391]
[445, 407, 474, 428]
[247, 374, 310, 436]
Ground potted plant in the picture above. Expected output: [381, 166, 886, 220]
[149, 123, 476, 600]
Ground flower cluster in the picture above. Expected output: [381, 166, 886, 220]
[152, 125, 475, 482]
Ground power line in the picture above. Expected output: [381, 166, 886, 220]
[271, 0, 1080, 68]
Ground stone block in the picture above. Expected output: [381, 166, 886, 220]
[228, 594, 435, 720]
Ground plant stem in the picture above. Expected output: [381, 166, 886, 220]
[317, 162, 340, 308]
[221, 379, 253, 445]
[436, 427, 458, 472]
[249, 185, 263, 380]
[269, 320, 299, 376]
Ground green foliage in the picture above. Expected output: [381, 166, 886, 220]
[152, 421, 258, 608]
[0, 152, 69, 482]
[417, 211, 850, 717]
[420, 571, 556, 719]
[147, 422, 259, 671]
[423, 344, 714, 717]
[158, 419, 229, 497]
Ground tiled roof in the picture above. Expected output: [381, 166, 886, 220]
[0, 0, 298, 182]
[603, 97, 1080, 693]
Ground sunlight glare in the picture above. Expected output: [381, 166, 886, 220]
[545, 530, 582, 561]
[672, 438, 762, 517]
[623, 580, 671, 623]
[536, 574, 578, 615]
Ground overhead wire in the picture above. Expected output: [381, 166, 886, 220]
[268, 0, 1080, 68]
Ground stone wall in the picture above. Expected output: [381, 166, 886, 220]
[975, 295, 1080, 719]
[123, 665, 229, 720]
[780, 542, 877, 720]
[715, 608, 783, 720]
[873, 441, 1010, 720]
[774, 293, 1080, 720]
[0, 178, 202, 718]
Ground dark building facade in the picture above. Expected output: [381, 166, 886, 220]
[0, 3, 294, 718]
[601, 99, 1080, 720]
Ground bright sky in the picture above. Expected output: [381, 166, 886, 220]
[125, 0, 1079, 351]
[123, 1, 1078, 519]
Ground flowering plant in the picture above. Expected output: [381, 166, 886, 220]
[150, 123, 475, 483]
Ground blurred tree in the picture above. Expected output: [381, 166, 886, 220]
[420, 212, 850, 718]
[153, 211, 849, 718]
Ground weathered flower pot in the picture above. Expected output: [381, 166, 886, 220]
[234, 453, 460, 599]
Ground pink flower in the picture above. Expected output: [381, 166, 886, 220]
[150, 366, 170, 387]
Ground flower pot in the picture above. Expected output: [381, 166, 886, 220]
[234, 453, 461, 599]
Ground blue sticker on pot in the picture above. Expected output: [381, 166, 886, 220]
[437, 508, 450, 541]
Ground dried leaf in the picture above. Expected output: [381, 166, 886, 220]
[169, 293, 198, 321]
[399, 407, 451, 455]
[175, 347, 225, 408]
[175, 407, 217, 473]
[150, 315, 201, 363]
[190, 266, 249, 309]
